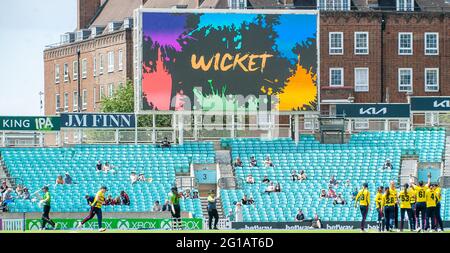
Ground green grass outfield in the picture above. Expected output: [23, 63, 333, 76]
[2, 229, 449, 233]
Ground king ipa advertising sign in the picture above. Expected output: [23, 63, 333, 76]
[139, 10, 318, 112]
[0, 116, 60, 131]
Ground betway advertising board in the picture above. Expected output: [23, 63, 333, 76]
[60, 113, 136, 128]
[26, 218, 203, 230]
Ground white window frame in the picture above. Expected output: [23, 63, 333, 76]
[118, 50, 123, 71]
[55, 64, 60, 84]
[354, 119, 369, 130]
[424, 68, 439, 92]
[99, 54, 104, 74]
[354, 32, 369, 55]
[329, 32, 343, 55]
[55, 94, 60, 112]
[93, 57, 97, 77]
[396, 0, 414, 11]
[329, 68, 344, 87]
[73, 91, 78, 112]
[73, 61, 78, 80]
[63, 63, 69, 82]
[109, 83, 114, 97]
[354, 68, 369, 92]
[398, 68, 413, 92]
[318, 0, 351, 11]
[229, 0, 247, 9]
[100, 85, 106, 99]
[424, 33, 439, 55]
[399, 119, 408, 130]
[81, 59, 87, 79]
[108, 51, 114, 73]
[93, 87, 97, 109]
[82, 89, 87, 110]
[63, 92, 69, 112]
[398, 32, 413, 55]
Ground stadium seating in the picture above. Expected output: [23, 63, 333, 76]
[1, 143, 215, 218]
[221, 129, 447, 222]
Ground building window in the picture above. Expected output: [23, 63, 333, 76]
[109, 83, 114, 97]
[396, 0, 414, 11]
[99, 54, 104, 74]
[73, 91, 78, 111]
[398, 33, 413, 55]
[354, 68, 369, 92]
[100, 85, 106, 99]
[82, 89, 87, 110]
[55, 94, 60, 112]
[425, 33, 439, 55]
[63, 63, 69, 82]
[55, 64, 60, 83]
[330, 68, 344, 87]
[399, 119, 408, 130]
[108, 51, 114, 73]
[354, 119, 369, 130]
[93, 87, 97, 110]
[425, 68, 439, 92]
[73, 61, 78, 80]
[63, 92, 69, 112]
[118, 50, 123, 71]
[354, 32, 369, 55]
[329, 32, 343, 55]
[318, 0, 350, 11]
[398, 68, 413, 92]
[229, 0, 247, 9]
[81, 59, 87, 78]
[93, 57, 97, 77]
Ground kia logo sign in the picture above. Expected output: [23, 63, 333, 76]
[433, 100, 450, 108]
[411, 97, 450, 111]
[336, 104, 409, 118]
[359, 107, 387, 115]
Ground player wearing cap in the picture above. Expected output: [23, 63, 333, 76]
[40, 186, 56, 230]
[355, 182, 370, 232]
[410, 174, 431, 232]
[77, 185, 108, 232]
[169, 187, 182, 230]
[207, 190, 219, 230]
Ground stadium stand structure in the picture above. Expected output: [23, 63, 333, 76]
[0, 143, 215, 218]
[220, 129, 449, 222]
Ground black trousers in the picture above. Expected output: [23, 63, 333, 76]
[425, 207, 436, 230]
[393, 204, 399, 229]
[82, 206, 103, 228]
[435, 203, 444, 230]
[208, 209, 219, 229]
[359, 206, 368, 230]
[400, 208, 415, 230]
[384, 206, 395, 231]
[42, 205, 56, 229]
[377, 208, 385, 231]
[415, 202, 426, 229]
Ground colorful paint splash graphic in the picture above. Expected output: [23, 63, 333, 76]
[142, 12, 317, 111]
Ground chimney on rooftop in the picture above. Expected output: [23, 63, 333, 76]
[77, 0, 101, 30]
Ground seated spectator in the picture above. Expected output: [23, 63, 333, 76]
[249, 156, 257, 167]
[55, 175, 64, 185]
[351, 188, 358, 201]
[1, 181, 8, 196]
[248, 197, 255, 205]
[103, 162, 116, 174]
[96, 160, 103, 173]
[319, 189, 327, 199]
[227, 210, 235, 222]
[246, 174, 255, 184]
[310, 214, 322, 229]
[162, 200, 171, 211]
[15, 184, 24, 197]
[383, 159, 393, 170]
[160, 137, 171, 148]
[138, 173, 146, 182]
[120, 191, 130, 205]
[299, 170, 307, 181]
[275, 183, 281, 192]
[235, 202, 243, 222]
[64, 172, 73, 185]
[104, 195, 114, 206]
[265, 182, 276, 194]
[153, 201, 162, 212]
[130, 172, 138, 184]
[192, 191, 199, 199]
[22, 188, 30, 200]
[2, 188, 13, 203]
[264, 156, 274, 167]
[184, 189, 191, 199]
[234, 157, 243, 167]
[329, 175, 339, 187]
[295, 209, 305, 222]
[328, 187, 337, 198]
[343, 179, 351, 188]
[241, 195, 249, 205]
[262, 175, 270, 184]
[333, 193, 347, 205]
[291, 170, 299, 181]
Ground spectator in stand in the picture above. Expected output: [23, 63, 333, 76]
[310, 214, 322, 229]
[320, 189, 327, 199]
[96, 160, 103, 173]
[352, 188, 359, 201]
[1, 181, 9, 195]
[248, 197, 255, 205]
[383, 159, 393, 170]
[192, 191, 199, 199]
[265, 182, 276, 194]
[264, 156, 274, 167]
[2, 188, 13, 203]
[333, 193, 347, 205]
[120, 191, 130, 205]
[344, 179, 351, 188]
[160, 137, 171, 148]
[162, 200, 171, 212]
[235, 202, 243, 222]
[15, 185, 24, 197]
[130, 172, 138, 185]
[0, 196, 7, 212]
[249, 156, 258, 167]
[153, 201, 162, 212]
[275, 183, 281, 192]
[295, 209, 305, 222]
[241, 195, 249, 205]
[234, 157, 243, 167]
[104, 195, 114, 206]
[184, 189, 191, 199]
[246, 174, 255, 184]
[227, 209, 235, 222]
[329, 175, 339, 187]
[328, 187, 337, 198]
[137, 173, 146, 182]
[299, 170, 307, 182]
[64, 172, 73, 185]
[22, 188, 30, 200]
[103, 162, 115, 174]
[291, 170, 299, 181]
[55, 175, 64, 185]
[262, 175, 270, 184]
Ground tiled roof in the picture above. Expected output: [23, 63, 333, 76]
[90, 0, 141, 27]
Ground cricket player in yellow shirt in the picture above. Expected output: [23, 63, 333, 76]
[410, 175, 431, 231]
[375, 186, 385, 232]
[355, 182, 370, 232]
[434, 184, 444, 231]
[78, 185, 108, 232]
[398, 183, 415, 231]
[382, 186, 396, 232]
[425, 184, 438, 231]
